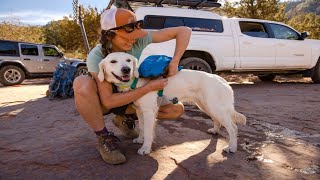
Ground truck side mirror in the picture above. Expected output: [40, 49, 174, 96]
[300, 32, 309, 40]
[59, 52, 64, 58]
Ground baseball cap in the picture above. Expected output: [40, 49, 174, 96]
[100, 8, 148, 39]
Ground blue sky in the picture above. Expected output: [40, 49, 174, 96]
[1, 0, 290, 25]
[0, 0, 110, 25]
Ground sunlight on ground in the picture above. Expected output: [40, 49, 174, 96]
[149, 139, 231, 179]
[0, 85, 48, 104]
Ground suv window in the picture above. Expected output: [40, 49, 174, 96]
[43, 46, 59, 57]
[0, 41, 19, 56]
[239, 21, 269, 38]
[21, 44, 39, 56]
[144, 15, 224, 32]
[269, 23, 300, 40]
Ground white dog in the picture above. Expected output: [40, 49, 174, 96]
[98, 52, 246, 155]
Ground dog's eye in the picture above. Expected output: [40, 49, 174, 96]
[110, 60, 117, 63]
[126, 59, 131, 62]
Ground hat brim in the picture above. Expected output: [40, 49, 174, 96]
[116, 28, 148, 40]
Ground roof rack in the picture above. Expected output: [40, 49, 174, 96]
[110, 0, 221, 11]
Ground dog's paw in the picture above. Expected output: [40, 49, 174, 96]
[223, 145, 237, 153]
[133, 137, 144, 144]
[207, 128, 219, 135]
[137, 146, 151, 155]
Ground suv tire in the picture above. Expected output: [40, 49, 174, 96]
[76, 66, 88, 77]
[258, 75, 276, 82]
[311, 59, 320, 84]
[0, 65, 25, 86]
[180, 57, 213, 73]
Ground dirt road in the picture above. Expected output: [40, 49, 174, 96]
[0, 77, 319, 179]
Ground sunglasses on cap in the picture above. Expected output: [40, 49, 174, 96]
[109, 20, 144, 33]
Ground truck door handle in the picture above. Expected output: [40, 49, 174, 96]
[24, 58, 30, 60]
[43, 59, 50, 61]
[243, 41, 252, 44]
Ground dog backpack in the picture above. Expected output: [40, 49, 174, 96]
[48, 61, 77, 99]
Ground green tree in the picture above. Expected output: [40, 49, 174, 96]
[219, 0, 287, 22]
[44, 6, 100, 58]
[0, 19, 45, 43]
[288, 13, 320, 39]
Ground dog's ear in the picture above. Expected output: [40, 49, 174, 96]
[133, 57, 139, 78]
[98, 61, 105, 82]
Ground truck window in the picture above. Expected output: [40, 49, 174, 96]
[43, 47, 59, 57]
[184, 18, 223, 32]
[0, 41, 19, 56]
[269, 23, 300, 40]
[144, 15, 223, 33]
[239, 21, 269, 38]
[21, 44, 39, 56]
[164, 17, 184, 28]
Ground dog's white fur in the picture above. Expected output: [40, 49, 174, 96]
[98, 52, 246, 155]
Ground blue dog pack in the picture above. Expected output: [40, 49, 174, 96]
[138, 55, 183, 78]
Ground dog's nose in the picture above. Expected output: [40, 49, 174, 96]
[121, 67, 131, 74]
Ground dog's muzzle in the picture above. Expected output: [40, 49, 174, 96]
[112, 66, 131, 82]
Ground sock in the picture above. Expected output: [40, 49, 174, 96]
[94, 127, 109, 136]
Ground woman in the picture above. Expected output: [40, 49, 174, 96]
[73, 8, 191, 165]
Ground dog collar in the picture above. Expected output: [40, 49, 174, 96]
[114, 78, 135, 92]
[130, 77, 138, 90]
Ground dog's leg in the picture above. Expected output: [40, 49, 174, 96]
[133, 107, 144, 144]
[196, 102, 221, 135]
[218, 113, 238, 153]
[137, 109, 157, 155]
[207, 121, 221, 135]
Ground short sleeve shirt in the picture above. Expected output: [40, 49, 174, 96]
[87, 31, 152, 73]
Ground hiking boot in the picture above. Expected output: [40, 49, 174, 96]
[96, 132, 126, 165]
[112, 115, 139, 139]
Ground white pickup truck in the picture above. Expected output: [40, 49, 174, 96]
[135, 6, 320, 83]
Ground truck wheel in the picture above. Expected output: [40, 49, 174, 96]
[311, 60, 320, 84]
[180, 57, 213, 73]
[76, 66, 88, 77]
[258, 75, 276, 82]
[0, 65, 25, 86]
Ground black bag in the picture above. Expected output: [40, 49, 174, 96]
[48, 62, 77, 99]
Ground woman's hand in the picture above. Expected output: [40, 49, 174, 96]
[145, 78, 168, 91]
[167, 61, 179, 77]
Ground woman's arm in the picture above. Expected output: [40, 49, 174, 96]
[91, 72, 168, 110]
[151, 26, 192, 76]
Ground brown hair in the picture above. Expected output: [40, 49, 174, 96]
[100, 30, 116, 57]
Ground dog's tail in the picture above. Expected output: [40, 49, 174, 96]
[232, 111, 247, 125]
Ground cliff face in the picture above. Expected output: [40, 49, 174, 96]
[285, 0, 320, 18]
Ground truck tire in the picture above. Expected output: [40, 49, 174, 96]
[0, 65, 25, 86]
[258, 75, 276, 82]
[76, 66, 88, 77]
[311, 59, 320, 84]
[180, 57, 213, 73]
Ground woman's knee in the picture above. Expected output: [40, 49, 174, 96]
[173, 102, 184, 118]
[73, 75, 97, 95]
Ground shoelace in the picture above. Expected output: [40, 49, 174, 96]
[102, 132, 120, 151]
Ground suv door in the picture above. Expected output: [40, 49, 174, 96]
[238, 21, 276, 69]
[269, 23, 311, 68]
[41, 46, 62, 73]
[19, 43, 44, 73]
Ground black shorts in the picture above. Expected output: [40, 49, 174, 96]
[103, 83, 130, 116]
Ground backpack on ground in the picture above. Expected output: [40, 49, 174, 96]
[47, 61, 77, 99]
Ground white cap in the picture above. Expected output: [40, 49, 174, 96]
[100, 8, 117, 31]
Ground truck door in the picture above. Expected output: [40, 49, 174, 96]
[41, 46, 62, 73]
[238, 21, 276, 69]
[268, 23, 311, 68]
[19, 43, 44, 73]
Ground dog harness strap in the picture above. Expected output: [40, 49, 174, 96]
[130, 77, 138, 89]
